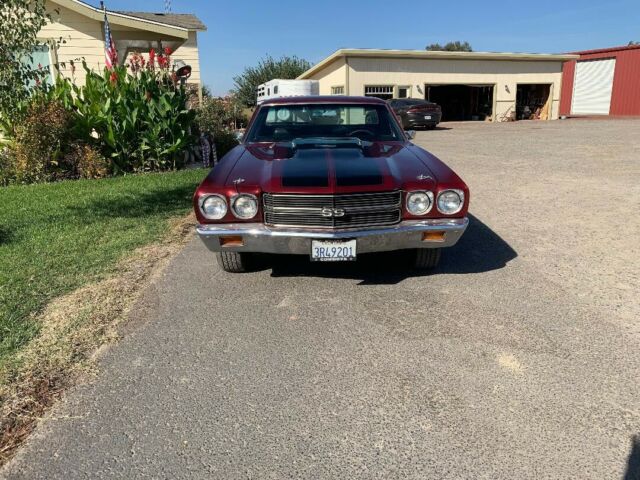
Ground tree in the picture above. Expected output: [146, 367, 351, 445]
[0, 0, 52, 120]
[426, 41, 473, 52]
[201, 84, 213, 98]
[232, 55, 312, 106]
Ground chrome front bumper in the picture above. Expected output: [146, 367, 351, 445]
[196, 218, 469, 255]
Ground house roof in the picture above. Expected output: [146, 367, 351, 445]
[49, 0, 206, 39]
[298, 48, 579, 79]
[114, 12, 207, 31]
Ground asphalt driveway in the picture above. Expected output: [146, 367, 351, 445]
[3, 119, 640, 479]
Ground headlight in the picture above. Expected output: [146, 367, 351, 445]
[406, 191, 434, 215]
[231, 194, 258, 219]
[437, 190, 464, 215]
[200, 194, 227, 220]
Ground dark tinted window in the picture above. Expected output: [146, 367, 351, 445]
[247, 104, 404, 142]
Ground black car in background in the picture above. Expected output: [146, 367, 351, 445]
[388, 99, 442, 130]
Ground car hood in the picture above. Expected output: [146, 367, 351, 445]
[224, 142, 438, 194]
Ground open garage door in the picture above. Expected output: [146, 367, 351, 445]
[571, 59, 616, 115]
[516, 84, 552, 120]
[426, 85, 494, 121]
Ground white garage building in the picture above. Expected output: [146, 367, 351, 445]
[298, 49, 578, 122]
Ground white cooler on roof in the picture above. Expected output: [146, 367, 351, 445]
[256, 79, 320, 104]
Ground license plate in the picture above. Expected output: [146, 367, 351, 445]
[424, 115, 432, 120]
[311, 239, 357, 262]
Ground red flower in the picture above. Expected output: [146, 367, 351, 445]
[109, 71, 118, 84]
[148, 48, 156, 69]
[157, 54, 169, 69]
[164, 46, 172, 56]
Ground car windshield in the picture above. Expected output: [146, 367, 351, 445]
[246, 104, 404, 143]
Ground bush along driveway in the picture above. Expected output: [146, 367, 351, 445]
[0, 168, 206, 464]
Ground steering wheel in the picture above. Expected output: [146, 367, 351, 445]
[347, 129, 375, 140]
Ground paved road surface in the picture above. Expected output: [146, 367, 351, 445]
[3, 120, 639, 479]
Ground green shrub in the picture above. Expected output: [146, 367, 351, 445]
[65, 144, 109, 179]
[195, 96, 245, 161]
[0, 148, 16, 187]
[47, 62, 196, 174]
[213, 131, 240, 158]
[12, 99, 70, 184]
[1, 50, 198, 185]
[196, 97, 245, 134]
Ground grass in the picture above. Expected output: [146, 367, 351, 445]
[0, 169, 206, 371]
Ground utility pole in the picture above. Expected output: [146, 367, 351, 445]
[164, 0, 171, 13]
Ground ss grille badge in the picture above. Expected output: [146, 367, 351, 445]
[321, 207, 346, 218]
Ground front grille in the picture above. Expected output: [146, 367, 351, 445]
[263, 192, 402, 229]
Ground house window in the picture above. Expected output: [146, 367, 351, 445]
[25, 44, 54, 86]
[274, 86, 279, 94]
[331, 86, 345, 95]
[397, 86, 411, 98]
[364, 85, 394, 100]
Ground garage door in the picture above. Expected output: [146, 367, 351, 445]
[571, 58, 616, 115]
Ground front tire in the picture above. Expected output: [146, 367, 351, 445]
[414, 248, 441, 270]
[216, 251, 251, 273]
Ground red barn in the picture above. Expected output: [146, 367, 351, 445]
[560, 45, 640, 117]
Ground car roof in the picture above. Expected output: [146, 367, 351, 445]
[260, 95, 387, 106]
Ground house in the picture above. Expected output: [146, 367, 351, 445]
[297, 49, 578, 121]
[35, 0, 206, 96]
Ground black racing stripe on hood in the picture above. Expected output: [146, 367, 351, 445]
[281, 151, 329, 187]
[333, 150, 384, 186]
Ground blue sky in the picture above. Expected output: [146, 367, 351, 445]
[101, 0, 640, 95]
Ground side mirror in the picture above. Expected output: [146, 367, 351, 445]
[406, 130, 416, 140]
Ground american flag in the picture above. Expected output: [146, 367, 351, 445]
[103, 9, 117, 69]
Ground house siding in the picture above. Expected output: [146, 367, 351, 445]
[307, 58, 347, 95]
[40, 1, 105, 85]
[39, 1, 202, 91]
[172, 31, 202, 88]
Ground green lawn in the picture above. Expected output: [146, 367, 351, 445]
[0, 169, 207, 369]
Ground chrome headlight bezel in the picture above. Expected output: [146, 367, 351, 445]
[436, 189, 465, 215]
[406, 191, 434, 216]
[231, 194, 259, 219]
[199, 194, 228, 220]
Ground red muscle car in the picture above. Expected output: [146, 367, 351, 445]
[194, 96, 469, 273]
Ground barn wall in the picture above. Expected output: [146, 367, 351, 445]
[560, 46, 640, 116]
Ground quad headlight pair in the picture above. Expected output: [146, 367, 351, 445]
[406, 190, 464, 216]
[200, 194, 258, 220]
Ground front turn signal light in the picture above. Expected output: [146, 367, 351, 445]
[422, 231, 446, 242]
